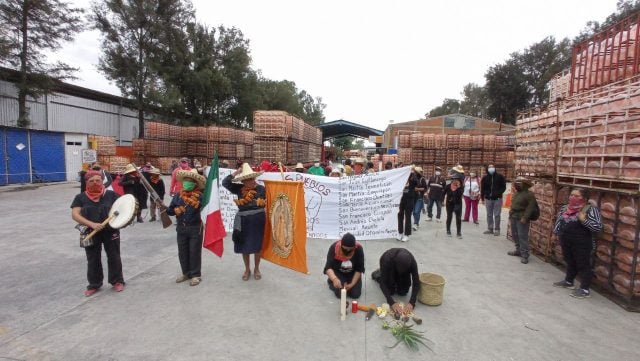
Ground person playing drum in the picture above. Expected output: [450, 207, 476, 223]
[71, 170, 125, 297]
[165, 169, 207, 286]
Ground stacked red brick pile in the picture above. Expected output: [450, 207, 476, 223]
[90, 135, 129, 173]
[252, 111, 322, 165]
[397, 133, 514, 178]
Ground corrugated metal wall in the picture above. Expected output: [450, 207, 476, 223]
[0, 80, 140, 144]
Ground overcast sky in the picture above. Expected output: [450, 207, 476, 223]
[55, 0, 619, 131]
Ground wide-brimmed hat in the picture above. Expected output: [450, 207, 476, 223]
[435, 166, 442, 171]
[123, 164, 138, 174]
[233, 163, 264, 182]
[149, 167, 161, 175]
[295, 162, 304, 169]
[177, 168, 206, 190]
[414, 166, 423, 174]
[452, 165, 465, 174]
[354, 157, 366, 165]
[514, 176, 533, 186]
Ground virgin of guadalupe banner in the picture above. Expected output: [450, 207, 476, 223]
[261, 180, 308, 274]
[217, 167, 411, 240]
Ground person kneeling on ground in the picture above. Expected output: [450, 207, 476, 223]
[324, 233, 364, 299]
[372, 248, 420, 315]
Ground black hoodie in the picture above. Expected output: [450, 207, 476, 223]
[480, 169, 506, 200]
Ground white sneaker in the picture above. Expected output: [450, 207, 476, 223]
[400, 235, 410, 242]
[396, 233, 403, 241]
[427, 217, 433, 221]
[412, 224, 418, 231]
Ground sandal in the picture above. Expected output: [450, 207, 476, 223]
[242, 271, 251, 281]
[189, 277, 201, 286]
[254, 271, 262, 280]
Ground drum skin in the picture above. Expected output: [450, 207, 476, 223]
[109, 194, 139, 229]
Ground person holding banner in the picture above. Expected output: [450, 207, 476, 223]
[165, 169, 206, 286]
[397, 168, 418, 242]
[324, 233, 364, 299]
[223, 163, 267, 281]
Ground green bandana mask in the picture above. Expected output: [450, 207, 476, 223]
[182, 180, 196, 191]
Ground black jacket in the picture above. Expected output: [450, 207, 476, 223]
[480, 172, 506, 200]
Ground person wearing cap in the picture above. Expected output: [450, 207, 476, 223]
[147, 167, 165, 222]
[324, 233, 365, 299]
[507, 177, 538, 264]
[294, 162, 305, 173]
[371, 248, 420, 316]
[119, 164, 148, 223]
[165, 169, 207, 286]
[170, 157, 192, 197]
[481, 164, 507, 236]
[412, 166, 427, 231]
[71, 170, 125, 297]
[426, 166, 446, 222]
[308, 160, 324, 176]
[444, 170, 464, 238]
[223, 163, 267, 281]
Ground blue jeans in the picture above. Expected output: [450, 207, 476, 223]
[427, 198, 442, 219]
[413, 198, 424, 225]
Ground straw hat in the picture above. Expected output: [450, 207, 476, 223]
[233, 163, 264, 182]
[295, 162, 304, 169]
[149, 167, 161, 175]
[176, 168, 206, 190]
[452, 165, 465, 174]
[123, 163, 138, 174]
[354, 157, 366, 165]
[414, 166, 423, 174]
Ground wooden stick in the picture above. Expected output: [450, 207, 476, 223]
[82, 211, 118, 244]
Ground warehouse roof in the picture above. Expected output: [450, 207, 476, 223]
[317, 119, 384, 140]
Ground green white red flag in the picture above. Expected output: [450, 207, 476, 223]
[201, 153, 226, 257]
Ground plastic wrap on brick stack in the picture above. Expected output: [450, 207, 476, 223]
[252, 110, 322, 165]
[570, 13, 640, 95]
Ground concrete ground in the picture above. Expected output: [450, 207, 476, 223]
[0, 181, 639, 361]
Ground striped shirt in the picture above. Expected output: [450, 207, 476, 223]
[553, 204, 603, 235]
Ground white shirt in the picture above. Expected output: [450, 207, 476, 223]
[463, 177, 480, 198]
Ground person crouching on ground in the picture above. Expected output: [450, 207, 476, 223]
[165, 169, 206, 286]
[324, 233, 364, 299]
[372, 248, 420, 316]
[507, 177, 538, 264]
[71, 170, 125, 296]
[223, 163, 267, 281]
[553, 188, 603, 298]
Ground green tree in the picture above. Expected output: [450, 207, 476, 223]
[459, 83, 489, 118]
[485, 58, 530, 125]
[92, 0, 194, 137]
[519, 36, 572, 106]
[427, 98, 460, 117]
[0, 0, 84, 127]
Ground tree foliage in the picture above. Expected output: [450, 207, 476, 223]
[0, 0, 84, 127]
[427, 98, 460, 117]
[459, 83, 490, 118]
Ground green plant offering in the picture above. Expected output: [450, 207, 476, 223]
[382, 320, 432, 352]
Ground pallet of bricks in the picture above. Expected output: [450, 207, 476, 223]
[90, 135, 130, 173]
[252, 111, 322, 165]
[397, 133, 514, 178]
[556, 75, 640, 310]
[138, 121, 254, 174]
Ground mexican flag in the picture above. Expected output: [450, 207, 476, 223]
[201, 153, 226, 257]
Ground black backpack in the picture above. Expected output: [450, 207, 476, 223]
[530, 199, 540, 221]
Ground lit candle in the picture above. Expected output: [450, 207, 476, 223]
[340, 288, 346, 321]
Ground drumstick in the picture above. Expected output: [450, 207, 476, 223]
[83, 211, 119, 244]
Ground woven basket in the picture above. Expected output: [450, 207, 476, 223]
[418, 273, 445, 306]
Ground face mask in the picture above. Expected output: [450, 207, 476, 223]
[435, 171, 441, 176]
[569, 195, 585, 208]
[314, 163, 320, 167]
[182, 180, 196, 191]
[150, 175, 159, 182]
[488, 168, 495, 174]
[341, 247, 354, 256]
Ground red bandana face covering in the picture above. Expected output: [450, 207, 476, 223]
[85, 183, 105, 202]
[564, 195, 586, 219]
